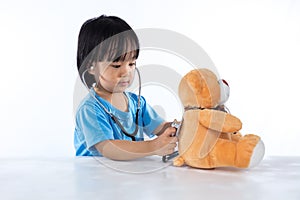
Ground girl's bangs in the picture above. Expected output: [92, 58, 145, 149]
[97, 32, 139, 62]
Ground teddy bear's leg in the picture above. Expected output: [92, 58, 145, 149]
[235, 134, 264, 168]
[209, 139, 237, 167]
[173, 156, 185, 167]
[209, 134, 264, 168]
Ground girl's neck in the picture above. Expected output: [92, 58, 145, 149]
[94, 86, 128, 112]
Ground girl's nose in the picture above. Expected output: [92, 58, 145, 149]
[121, 63, 133, 76]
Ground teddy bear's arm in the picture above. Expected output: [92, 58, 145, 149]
[199, 109, 242, 133]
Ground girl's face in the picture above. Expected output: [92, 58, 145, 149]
[93, 59, 136, 93]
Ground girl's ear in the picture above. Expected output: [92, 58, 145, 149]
[88, 64, 96, 75]
[88, 67, 95, 75]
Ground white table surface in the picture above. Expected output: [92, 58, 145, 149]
[1, 156, 299, 200]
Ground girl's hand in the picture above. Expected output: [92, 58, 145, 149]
[150, 127, 178, 156]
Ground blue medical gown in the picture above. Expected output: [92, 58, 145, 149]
[74, 88, 164, 156]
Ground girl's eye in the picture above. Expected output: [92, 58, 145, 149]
[129, 62, 136, 67]
[110, 62, 136, 68]
[111, 64, 121, 68]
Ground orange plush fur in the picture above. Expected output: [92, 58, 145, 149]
[173, 69, 264, 169]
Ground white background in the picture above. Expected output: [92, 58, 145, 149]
[0, 0, 299, 157]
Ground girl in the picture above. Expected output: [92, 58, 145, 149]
[74, 15, 177, 160]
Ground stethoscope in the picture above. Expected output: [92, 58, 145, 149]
[81, 66, 142, 141]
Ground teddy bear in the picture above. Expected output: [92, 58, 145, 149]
[173, 68, 265, 169]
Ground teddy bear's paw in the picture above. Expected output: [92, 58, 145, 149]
[173, 156, 185, 167]
[248, 140, 265, 168]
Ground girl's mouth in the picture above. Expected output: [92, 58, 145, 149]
[118, 80, 130, 87]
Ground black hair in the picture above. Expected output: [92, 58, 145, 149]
[77, 15, 140, 88]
